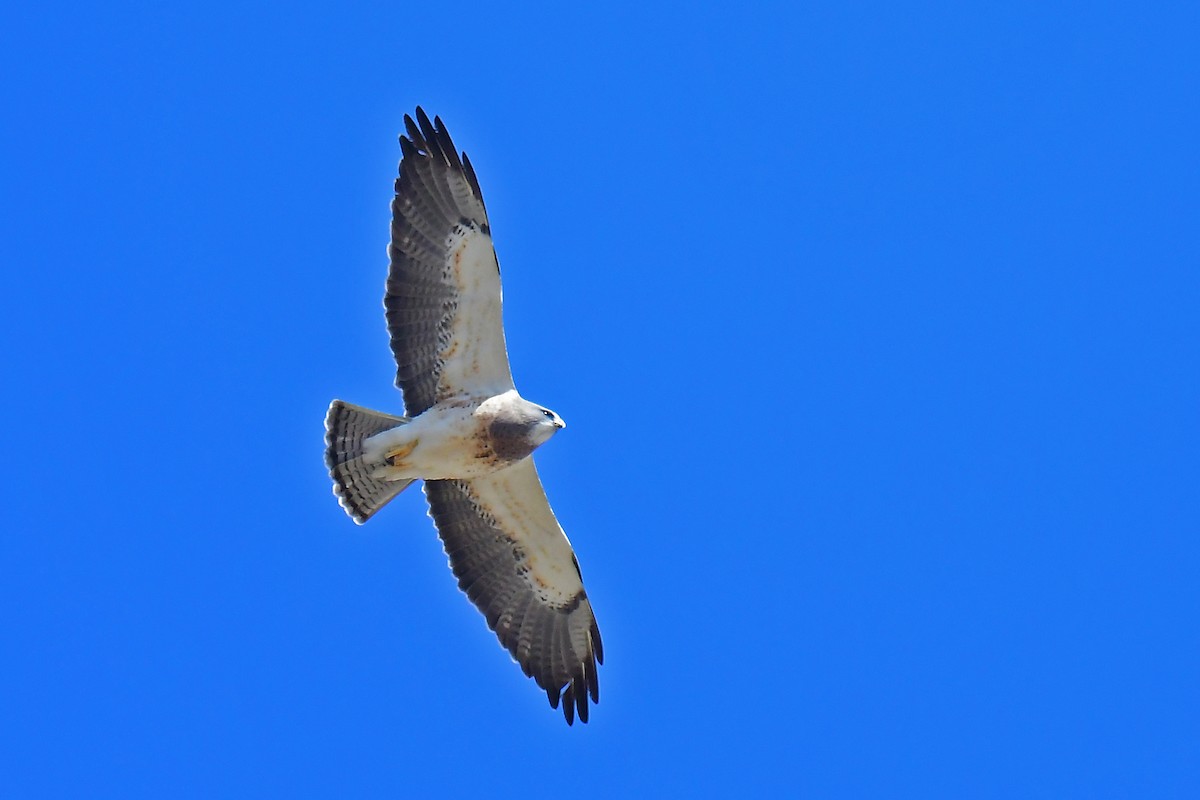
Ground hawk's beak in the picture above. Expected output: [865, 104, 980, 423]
[555, 417, 566, 430]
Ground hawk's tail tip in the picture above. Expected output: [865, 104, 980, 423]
[324, 400, 414, 523]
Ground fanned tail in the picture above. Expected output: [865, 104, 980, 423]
[324, 400, 414, 523]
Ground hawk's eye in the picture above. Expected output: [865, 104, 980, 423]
[542, 410, 554, 419]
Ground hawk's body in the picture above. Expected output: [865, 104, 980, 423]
[360, 389, 560, 481]
[325, 108, 602, 725]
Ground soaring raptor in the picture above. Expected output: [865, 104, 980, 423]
[325, 108, 602, 724]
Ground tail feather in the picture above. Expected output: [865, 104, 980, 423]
[325, 400, 414, 523]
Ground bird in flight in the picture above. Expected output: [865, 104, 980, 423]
[325, 108, 602, 725]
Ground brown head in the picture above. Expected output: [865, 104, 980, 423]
[487, 396, 565, 463]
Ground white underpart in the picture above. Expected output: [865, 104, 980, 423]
[362, 390, 533, 481]
[363, 399, 484, 481]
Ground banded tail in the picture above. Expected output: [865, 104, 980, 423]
[324, 400, 414, 523]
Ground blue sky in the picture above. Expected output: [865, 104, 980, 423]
[3, 1, 1198, 797]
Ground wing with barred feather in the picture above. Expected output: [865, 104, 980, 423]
[386, 107, 514, 416]
[424, 460, 603, 724]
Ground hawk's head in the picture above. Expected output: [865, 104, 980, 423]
[486, 393, 565, 461]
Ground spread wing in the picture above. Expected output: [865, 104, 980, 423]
[424, 460, 603, 725]
[386, 108, 514, 416]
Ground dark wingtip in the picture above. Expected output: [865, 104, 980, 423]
[398, 107, 482, 204]
[576, 680, 589, 723]
[401, 113, 420, 149]
[398, 134, 418, 161]
[461, 152, 484, 204]
[593, 622, 604, 665]
[431, 113, 464, 171]
[587, 657, 600, 704]
[415, 106, 435, 139]
[563, 686, 576, 725]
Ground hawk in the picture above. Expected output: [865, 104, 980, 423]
[324, 108, 602, 725]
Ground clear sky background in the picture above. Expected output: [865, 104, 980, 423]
[3, 2, 1198, 797]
